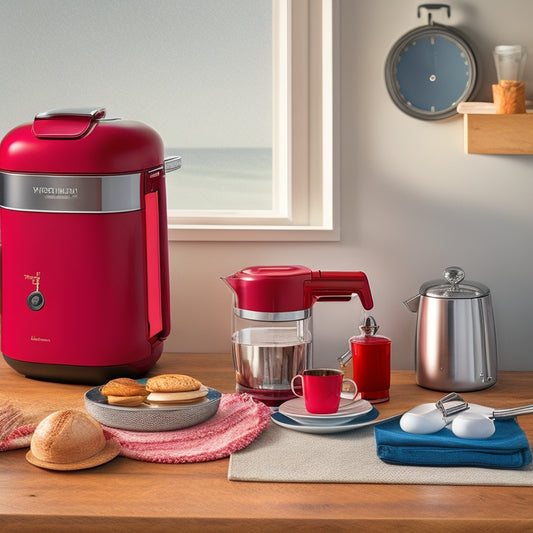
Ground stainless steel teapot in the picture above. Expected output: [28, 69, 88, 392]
[404, 266, 497, 392]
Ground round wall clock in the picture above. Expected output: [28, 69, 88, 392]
[385, 4, 478, 120]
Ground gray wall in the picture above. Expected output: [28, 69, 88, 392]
[2, 1, 533, 371]
[167, 0, 533, 371]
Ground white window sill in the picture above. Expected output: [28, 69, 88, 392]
[167, 223, 340, 242]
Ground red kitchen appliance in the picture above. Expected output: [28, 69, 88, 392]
[0, 107, 180, 384]
[222, 265, 374, 406]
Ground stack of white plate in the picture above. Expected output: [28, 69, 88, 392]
[271, 397, 379, 434]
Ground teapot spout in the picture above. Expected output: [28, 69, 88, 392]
[403, 294, 420, 313]
[337, 349, 352, 367]
[221, 274, 237, 292]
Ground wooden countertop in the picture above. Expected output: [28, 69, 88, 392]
[1, 353, 533, 532]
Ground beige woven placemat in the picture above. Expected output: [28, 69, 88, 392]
[228, 422, 533, 485]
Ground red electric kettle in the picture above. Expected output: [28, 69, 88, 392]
[222, 265, 374, 406]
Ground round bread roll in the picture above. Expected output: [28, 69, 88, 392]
[26, 410, 120, 470]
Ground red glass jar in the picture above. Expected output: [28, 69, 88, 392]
[350, 316, 391, 403]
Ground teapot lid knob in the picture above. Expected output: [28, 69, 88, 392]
[359, 315, 380, 336]
[419, 267, 489, 299]
[443, 266, 465, 288]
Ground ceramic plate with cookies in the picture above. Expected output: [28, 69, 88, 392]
[84, 374, 221, 432]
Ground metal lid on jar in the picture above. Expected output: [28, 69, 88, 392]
[419, 266, 490, 299]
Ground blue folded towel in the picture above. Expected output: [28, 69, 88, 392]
[374, 417, 532, 469]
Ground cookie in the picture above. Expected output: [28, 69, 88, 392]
[105, 395, 148, 407]
[100, 378, 147, 397]
[145, 385, 209, 405]
[146, 374, 202, 393]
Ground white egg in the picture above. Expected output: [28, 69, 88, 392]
[400, 404, 446, 434]
[451, 412, 495, 439]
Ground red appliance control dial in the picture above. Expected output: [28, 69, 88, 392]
[27, 291, 45, 311]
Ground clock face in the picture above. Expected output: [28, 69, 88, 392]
[385, 26, 477, 120]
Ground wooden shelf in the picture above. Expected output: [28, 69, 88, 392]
[458, 102, 533, 154]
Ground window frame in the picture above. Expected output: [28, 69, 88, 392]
[167, 0, 340, 242]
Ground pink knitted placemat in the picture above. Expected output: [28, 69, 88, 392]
[0, 395, 56, 451]
[102, 393, 272, 463]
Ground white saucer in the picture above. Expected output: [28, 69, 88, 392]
[278, 397, 373, 426]
[271, 408, 379, 434]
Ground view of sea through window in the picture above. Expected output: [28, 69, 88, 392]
[166, 1, 273, 211]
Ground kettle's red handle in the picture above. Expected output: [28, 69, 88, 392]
[144, 169, 171, 341]
[147, 158, 179, 340]
[156, 179, 171, 339]
[305, 271, 374, 310]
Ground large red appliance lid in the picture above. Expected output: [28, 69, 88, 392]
[223, 265, 373, 320]
[0, 107, 164, 174]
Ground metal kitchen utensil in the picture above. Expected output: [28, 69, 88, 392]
[400, 392, 470, 434]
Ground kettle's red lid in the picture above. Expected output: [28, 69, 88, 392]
[224, 266, 313, 314]
[0, 107, 164, 174]
[223, 265, 373, 314]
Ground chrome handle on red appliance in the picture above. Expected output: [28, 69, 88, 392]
[32, 107, 106, 139]
[35, 107, 106, 120]
[164, 155, 181, 173]
[305, 271, 374, 310]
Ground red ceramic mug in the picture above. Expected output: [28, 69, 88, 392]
[290, 368, 358, 414]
